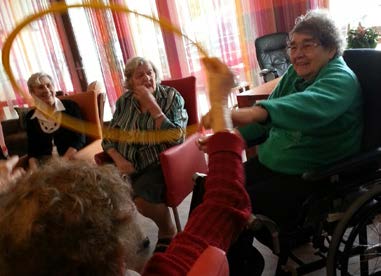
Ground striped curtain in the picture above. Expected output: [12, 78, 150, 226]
[79, 0, 125, 111]
[71, 0, 171, 112]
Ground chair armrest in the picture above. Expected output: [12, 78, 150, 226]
[259, 68, 278, 83]
[73, 139, 103, 164]
[259, 68, 277, 76]
[302, 147, 381, 182]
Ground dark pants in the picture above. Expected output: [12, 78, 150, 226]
[130, 164, 166, 204]
[245, 157, 323, 232]
[228, 157, 327, 275]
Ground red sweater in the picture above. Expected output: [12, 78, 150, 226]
[142, 132, 251, 275]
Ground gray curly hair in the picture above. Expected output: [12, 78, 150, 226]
[124, 57, 160, 90]
[290, 9, 345, 57]
[0, 158, 149, 275]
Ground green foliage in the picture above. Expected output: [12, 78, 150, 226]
[347, 24, 379, 49]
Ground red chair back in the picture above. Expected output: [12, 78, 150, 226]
[161, 76, 198, 125]
[160, 132, 208, 208]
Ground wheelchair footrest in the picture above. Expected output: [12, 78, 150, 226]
[248, 214, 280, 254]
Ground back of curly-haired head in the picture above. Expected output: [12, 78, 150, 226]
[290, 9, 345, 57]
[0, 159, 148, 276]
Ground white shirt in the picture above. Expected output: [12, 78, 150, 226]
[30, 98, 66, 133]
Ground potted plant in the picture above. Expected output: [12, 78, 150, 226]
[347, 24, 379, 49]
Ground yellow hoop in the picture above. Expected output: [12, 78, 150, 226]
[1, 2, 208, 143]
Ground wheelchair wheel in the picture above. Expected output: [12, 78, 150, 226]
[327, 183, 381, 276]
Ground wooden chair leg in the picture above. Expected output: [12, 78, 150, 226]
[172, 207, 182, 232]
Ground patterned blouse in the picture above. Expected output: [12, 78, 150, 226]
[102, 84, 188, 172]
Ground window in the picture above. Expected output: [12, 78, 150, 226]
[173, 0, 244, 113]
[330, 0, 381, 50]
[123, 0, 171, 80]
[0, 0, 72, 119]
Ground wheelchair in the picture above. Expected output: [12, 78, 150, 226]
[191, 49, 381, 275]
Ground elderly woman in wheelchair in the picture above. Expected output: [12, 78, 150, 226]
[200, 9, 381, 276]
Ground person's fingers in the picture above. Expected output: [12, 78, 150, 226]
[196, 135, 210, 152]
[199, 113, 212, 130]
[5, 155, 19, 171]
[10, 167, 25, 182]
[196, 142, 207, 153]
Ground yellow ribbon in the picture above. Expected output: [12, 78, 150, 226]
[2, 2, 208, 143]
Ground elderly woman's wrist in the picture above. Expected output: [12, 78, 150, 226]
[210, 106, 233, 132]
[153, 112, 165, 120]
[147, 104, 162, 116]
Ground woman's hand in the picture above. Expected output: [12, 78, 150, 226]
[133, 85, 157, 110]
[196, 133, 213, 153]
[28, 157, 39, 171]
[199, 111, 212, 131]
[133, 84, 165, 127]
[0, 156, 25, 194]
[115, 158, 136, 175]
[62, 147, 78, 160]
[202, 57, 235, 106]
[200, 57, 234, 133]
[106, 148, 136, 175]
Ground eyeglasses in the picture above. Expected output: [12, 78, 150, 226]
[287, 41, 320, 55]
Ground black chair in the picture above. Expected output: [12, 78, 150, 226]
[255, 32, 290, 82]
[317, 49, 381, 276]
[275, 49, 381, 275]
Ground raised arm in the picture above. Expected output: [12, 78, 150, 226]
[143, 58, 251, 275]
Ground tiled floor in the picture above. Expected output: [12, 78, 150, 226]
[138, 193, 328, 275]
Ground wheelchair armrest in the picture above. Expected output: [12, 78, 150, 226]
[302, 147, 381, 182]
[259, 68, 277, 76]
